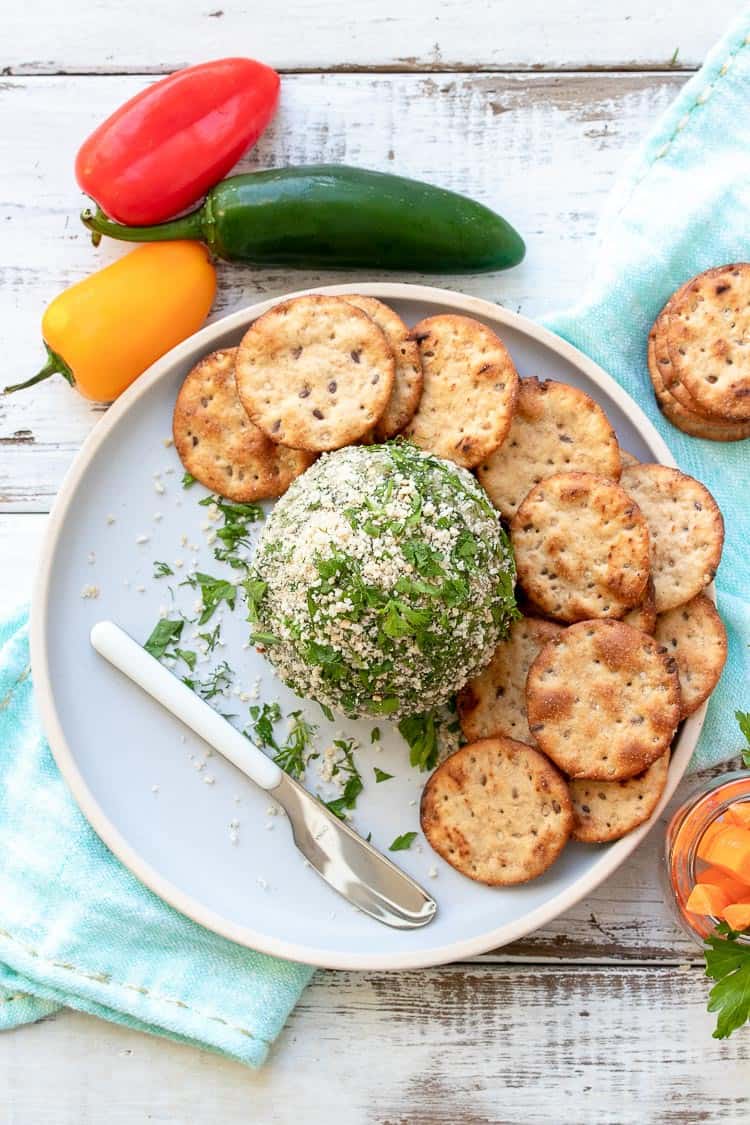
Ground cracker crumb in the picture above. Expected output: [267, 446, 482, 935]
[135, 534, 150, 545]
[80, 585, 100, 599]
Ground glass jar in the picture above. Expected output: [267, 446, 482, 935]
[664, 771, 750, 946]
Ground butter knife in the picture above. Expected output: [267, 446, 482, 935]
[90, 621, 437, 930]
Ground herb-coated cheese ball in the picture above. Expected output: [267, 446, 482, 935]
[248, 442, 517, 719]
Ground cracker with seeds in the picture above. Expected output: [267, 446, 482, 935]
[477, 378, 621, 519]
[665, 264, 750, 421]
[570, 752, 670, 843]
[173, 349, 315, 501]
[618, 448, 640, 467]
[653, 593, 728, 718]
[510, 471, 650, 622]
[235, 295, 395, 451]
[457, 617, 563, 745]
[620, 463, 724, 613]
[526, 620, 680, 780]
[648, 325, 750, 441]
[420, 737, 573, 885]
[401, 314, 519, 469]
[344, 295, 423, 439]
[622, 576, 657, 635]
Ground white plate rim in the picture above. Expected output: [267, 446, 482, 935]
[30, 281, 706, 971]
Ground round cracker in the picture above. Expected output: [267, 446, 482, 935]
[526, 620, 680, 780]
[621, 575, 657, 635]
[665, 264, 750, 421]
[172, 349, 315, 501]
[477, 378, 621, 518]
[620, 463, 724, 613]
[648, 325, 750, 441]
[653, 593, 728, 718]
[649, 286, 719, 415]
[457, 617, 564, 745]
[570, 752, 670, 843]
[420, 737, 573, 885]
[235, 295, 395, 451]
[344, 295, 423, 439]
[401, 314, 519, 469]
[510, 471, 651, 622]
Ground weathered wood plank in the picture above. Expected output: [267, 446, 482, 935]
[0, 513, 731, 966]
[1, 966, 747, 1124]
[2, 0, 738, 74]
[0, 71, 684, 511]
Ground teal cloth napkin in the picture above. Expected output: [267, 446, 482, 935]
[542, 6, 750, 772]
[0, 609, 313, 1063]
[2, 10, 750, 1062]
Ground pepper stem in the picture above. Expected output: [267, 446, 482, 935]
[80, 204, 206, 245]
[5, 345, 75, 395]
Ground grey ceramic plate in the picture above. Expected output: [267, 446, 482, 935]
[31, 283, 706, 970]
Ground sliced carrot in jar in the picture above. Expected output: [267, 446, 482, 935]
[696, 817, 729, 862]
[686, 882, 732, 917]
[723, 900, 750, 931]
[703, 825, 750, 883]
[725, 802, 750, 829]
[697, 865, 750, 901]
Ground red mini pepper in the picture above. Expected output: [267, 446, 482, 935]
[75, 57, 280, 225]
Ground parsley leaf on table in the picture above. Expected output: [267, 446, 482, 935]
[153, 560, 174, 579]
[183, 660, 232, 701]
[389, 831, 417, 852]
[398, 711, 439, 771]
[143, 618, 184, 660]
[274, 711, 318, 780]
[373, 767, 393, 783]
[705, 922, 750, 1038]
[181, 472, 196, 489]
[736, 711, 750, 768]
[181, 572, 237, 625]
[325, 738, 363, 818]
[247, 702, 282, 751]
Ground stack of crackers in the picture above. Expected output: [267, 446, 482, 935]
[174, 292, 521, 497]
[426, 402, 727, 886]
[648, 264, 750, 441]
[171, 291, 729, 890]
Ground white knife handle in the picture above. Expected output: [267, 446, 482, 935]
[90, 621, 283, 791]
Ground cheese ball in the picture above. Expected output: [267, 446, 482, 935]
[248, 443, 517, 719]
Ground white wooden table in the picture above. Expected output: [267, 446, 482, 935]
[2, 3, 749, 1121]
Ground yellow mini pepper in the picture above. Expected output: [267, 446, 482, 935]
[6, 241, 216, 402]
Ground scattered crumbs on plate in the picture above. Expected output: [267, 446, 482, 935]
[163, 437, 173, 448]
[428, 866, 438, 879]
[151, 785, 159, 795]
[257, 877, 268, 890]
[173, 559, 184, 570]
[80, 585, 100, 599]
[265, 822, 274, 831]
[203, 774, 215, 785]
[303, 859, 311, 869]
[165, 466, 175, 475]
[409, 799, 417, 807]
[87, 551, 96, 565]
[415, 844, 423, 854]
[206, 530, 217, 546]
[233, 795, 242, 804]
[153, 512, 163, 522]
[135, 534, 150, 545]
[193, 599, 204, 616]
[123, 579, 130, 588]
[329, 912, 337, 921]
[193, 760, 205, 772]
[136, 585, 145, 593]
[180, 735, 186, 744]
[266, 805, 278, 816]
[154, 480, 165, 495]
[180, 534, 189, 547]
[106, 514, 116, 525]
[158, 605, 168, 619]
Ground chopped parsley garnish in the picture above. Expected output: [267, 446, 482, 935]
[198, 623, 222, 654]
[243, 577, 268, 623]
[181, 471, 196, 489]
[181, 572, 237, 624]
[325, 738, 364, 819]
[389, 831, 417, 852]
[175, 648, 197, 671]
[371, 727, 381, 744]
[398, 711, 439, 771]
[373, 767, 393, 783]
[319, 702, 335, 722]
[736, 711, 750, 768]
[273, 711, 318, 780]
[144, 618, 184, 660]
[705, 922, 750, 1038]
[200, 495, 263, 569]
[247, 702, 282, 750]
[153, 561, 174, 578]
[183, 660, 232, 701]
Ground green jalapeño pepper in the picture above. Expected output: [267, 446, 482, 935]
[81, 165, 525, 273]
